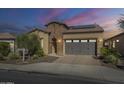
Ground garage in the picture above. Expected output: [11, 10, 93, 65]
[65, 39, 96, 55]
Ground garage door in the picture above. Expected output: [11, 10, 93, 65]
[65, 39, 96, 55]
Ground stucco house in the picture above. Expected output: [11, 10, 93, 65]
[104, 32, 124, 57]
[0, 33, 15, 52]
[28, 21, 104, 56]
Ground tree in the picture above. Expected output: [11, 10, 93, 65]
[118, 14, 124, 29]
[16, 34, 44, 56]
[0, 42, 10, 56]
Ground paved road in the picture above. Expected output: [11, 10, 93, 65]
[0, 69, 113, 84]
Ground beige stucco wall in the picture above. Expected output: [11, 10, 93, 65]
[29, 30, 49, 55]
[63, 32, 104, 55]
[46, 23, 68, 55]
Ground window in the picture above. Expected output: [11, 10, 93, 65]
[81, 40, 88, 42]
[65, 40, 72, 43]
[40, 38, 43, 48]
[89, 40, 96, 42]
[73, 40, 79, 42]
[112, 41, 115, 48]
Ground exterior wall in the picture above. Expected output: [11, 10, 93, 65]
[0, 40, 15, 52]
[105, 34, 124, 56]
[46, 23, 68, 55]
[29, 30, 49, 55]
[63, 32, 104, 55]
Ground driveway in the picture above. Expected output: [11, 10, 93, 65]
[54, 55, 101, 65]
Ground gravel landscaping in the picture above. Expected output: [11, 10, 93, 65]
[0, 56, 59, 65]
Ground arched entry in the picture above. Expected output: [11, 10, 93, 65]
[52, 37, 57, 54]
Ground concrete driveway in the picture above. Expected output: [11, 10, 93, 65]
[54, 55, 101, 65]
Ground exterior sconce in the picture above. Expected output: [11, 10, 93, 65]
[57, 39, 62, 43]
[116, 39, 119, 42]
[99, 39, 103, 42]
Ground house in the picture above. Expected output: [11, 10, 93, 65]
[0, 33, 15, 52]
[28, 21, 104, 56]
[104, 32, 124, 57]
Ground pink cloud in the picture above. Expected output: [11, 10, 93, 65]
[64, 9, 106, 25]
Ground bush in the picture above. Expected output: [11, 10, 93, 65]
[105, 54, 119, 65]
[100, 47, 121, 65]
[35, 48, 44, 57]
[32, 54, 39, 60]
[100, 47, 111, 56]
[8, 53, 20, 60]
[0, 42, 10, 56]
[0, 53, 5, 60]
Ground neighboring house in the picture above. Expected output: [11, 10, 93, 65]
[104, 32, 124, 57]
[28, 21, 104, 56]
[0, 33, 15, 52]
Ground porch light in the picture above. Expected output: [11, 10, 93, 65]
[57, 39, 62, 43]
[116, 39, 119, 42]
[99, 39, 103, 42]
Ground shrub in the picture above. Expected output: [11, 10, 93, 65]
[32, 54, 39, 60]
[100, 47, 111, 56]
[0, 53, 5, 60]
[8, 53, 20, 60]
[105, 54, 119, 65]
[0, 42, 10, 56]
[16, 34, 43, 56]
[35, 48, 44, 57]
[100, 47, 121, 65]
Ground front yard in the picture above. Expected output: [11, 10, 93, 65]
[0, 56, 58, 65]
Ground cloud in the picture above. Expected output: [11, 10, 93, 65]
[0, 23, 27, 34]
[64, 9, 106, 25]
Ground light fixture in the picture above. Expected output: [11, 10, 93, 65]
[99, 39, 103, 42]
[116, 39, 119, 42]
[57, 39, 61, 43]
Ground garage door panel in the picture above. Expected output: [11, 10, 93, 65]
[65, 40, 96, 55]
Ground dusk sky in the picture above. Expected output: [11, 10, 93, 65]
[0, 8, 124, 34]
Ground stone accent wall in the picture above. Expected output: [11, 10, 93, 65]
[46, 23, 67, 55]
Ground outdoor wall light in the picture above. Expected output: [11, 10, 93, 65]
[116, 39, 119, 42]
[57, 39, 62, 43]
[99, 39, 103, 42]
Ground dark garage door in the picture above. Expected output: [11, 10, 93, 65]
[65, 40, 96, 55]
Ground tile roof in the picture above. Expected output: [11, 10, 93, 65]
[0, 33, 15, 40]
[63, 24, 104, 34]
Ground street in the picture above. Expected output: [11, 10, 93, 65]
[0, 69, 113, 84]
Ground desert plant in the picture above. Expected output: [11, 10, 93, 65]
[8, 53, 20, 60]
[105, 54, 119, 65]
[100, 47, 111, 56]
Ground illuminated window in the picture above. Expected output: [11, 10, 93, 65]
[65, 40, 72, 43]
[81, 40, 88, 42]
[112, 41, 115, 48]
[73, 40, 79, 42]
[89, 40, 96, 42]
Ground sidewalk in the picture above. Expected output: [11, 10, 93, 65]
[0, 62, 124, 83]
